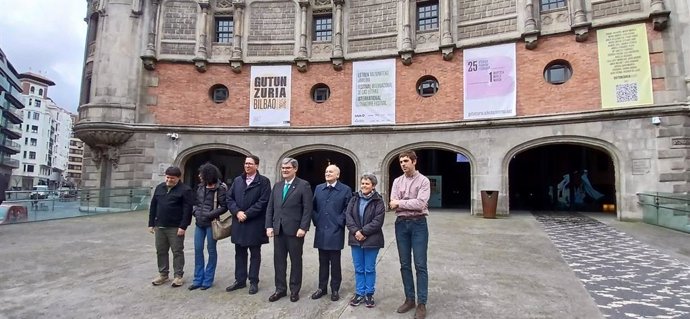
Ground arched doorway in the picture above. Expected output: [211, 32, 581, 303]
[183, 149, 247, 188]
[508, 144, 616, 212]
[292, 150, 357, 192]
[387, 148, 471, 209]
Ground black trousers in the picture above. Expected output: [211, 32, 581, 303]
[235, 244, 262, 284]
[317, 249, 342, 292]
[274, 234, 304, 293]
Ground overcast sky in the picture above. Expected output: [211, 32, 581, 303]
[0, 0, 87, 113]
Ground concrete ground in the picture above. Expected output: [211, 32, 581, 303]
[0, 210, 687, 319]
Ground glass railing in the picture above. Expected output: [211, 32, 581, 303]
[0, 76, 9, 91]
[637, 192, 690, 233]
[1, 187, 152, 225]
[3, 138, 21, 150]
[3, 105, 23, 119]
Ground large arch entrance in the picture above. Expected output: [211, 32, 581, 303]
[182, 149, 247, 188]
[292, 150, 357, 192]
[508, 144, 616, 212]
[387, 148, 471, 209]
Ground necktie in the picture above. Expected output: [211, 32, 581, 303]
[282, 183, 290, 200]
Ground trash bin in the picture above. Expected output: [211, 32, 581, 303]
[480, 190, 499, 219]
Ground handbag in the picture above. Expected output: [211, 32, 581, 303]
[211, 189, 231, 240]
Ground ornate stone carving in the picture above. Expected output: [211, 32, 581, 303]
[649, 0, 670, 31]
[229, 59, 243, 73]
[314, 0, 331, 6]
[399, 49, 414, 66]
[91, 146, 121, 169]
[331, 57, 344, 71]
[216, 0, 233, 9]
[141, 55, 157, 70]
[75, 129, 133, 148]
[439, 44, 454, 61]
[141, 0, 160, 70]
[295, 58, 309, 72]
[131, 0, 143, 16]
[570, 0, 591, 42]
[522, 0, 540, 50]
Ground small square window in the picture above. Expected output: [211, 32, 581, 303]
[314, 14, 333, 42]
[540, 0, 566, 11]
[215, 17, 234, 43]
[417, 0, 439, 31]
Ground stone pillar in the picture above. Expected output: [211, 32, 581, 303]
[331, 0, 344, 70]
[131, 0, 143, 16]
[194, 1, 210, 72]
[141, 0, 160, 70]
[229, 0, 245, 73]
[522, 0, 540, 49]
[438, 0, 454, 60]
[570, 0, 591, 42]
[399, 0, 414, 65]
[295, 0, 310, 72]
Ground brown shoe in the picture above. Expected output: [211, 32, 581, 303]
[414, 304, 426, 319]
[151, 274, 169, 286]
[396, 298, 416, 313]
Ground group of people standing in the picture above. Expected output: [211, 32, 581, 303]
[147, 150, 431, 319]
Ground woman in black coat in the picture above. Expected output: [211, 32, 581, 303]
[190, 163, 228, 290]
[345, 173, 385, 308]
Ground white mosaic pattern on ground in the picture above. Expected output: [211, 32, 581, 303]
[534, 213, 690, 319]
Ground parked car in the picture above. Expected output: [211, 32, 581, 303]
[58, 187, 77, 200]
[30, 185, 49, 200]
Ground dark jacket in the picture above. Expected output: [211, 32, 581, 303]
[227, 172, 271, 246]
[345, 191, 385, 248]
[312, 181, 352, 250]
[193, 182, 228, 228]
[148, 181, 195, 230]
[266, 177, 313, 236]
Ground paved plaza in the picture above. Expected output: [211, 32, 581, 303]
[0, 210, 688, 319]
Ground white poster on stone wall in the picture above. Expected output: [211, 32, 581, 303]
[463, 43, 517, 120]
[352, 59, 396, 125]
[249, 65, 291, 126]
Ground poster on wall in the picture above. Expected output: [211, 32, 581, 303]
[352, 59, 396, 125]
[249, 65, 292, 126]
[597, 23, 653, 108]
[463, 42, 517, 120]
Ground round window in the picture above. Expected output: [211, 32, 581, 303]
[209, 84, 229, 103]
[416, 76, 439, 97]
[311, 83, 330, 103]
[543, 60, 572, 85]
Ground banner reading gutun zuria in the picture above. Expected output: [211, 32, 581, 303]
[352, 59, 396, 125]
[463, 43, 517, 120]
[250, 65, 291, 126]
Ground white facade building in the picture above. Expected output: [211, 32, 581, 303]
[10, 72, 72, 190]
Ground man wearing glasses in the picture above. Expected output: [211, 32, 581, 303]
[265, 157, 314, 302]
[226, 155, 272, 294]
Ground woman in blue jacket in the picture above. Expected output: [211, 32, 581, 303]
[345, 173, 385, 308]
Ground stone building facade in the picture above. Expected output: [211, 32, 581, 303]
[75, 0, 689, 219]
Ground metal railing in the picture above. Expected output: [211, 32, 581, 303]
[1, 187, 152, 225]
[637, 192, 690, 233]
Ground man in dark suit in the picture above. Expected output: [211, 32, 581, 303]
[226, 155, 271, 295]
[265, 157, 313, 302]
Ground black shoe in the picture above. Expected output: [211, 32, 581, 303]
[188, 285, 201, 291]
[290, 292, 300, 302]
[248, 283, 258, 295]
[225, 281, 246, 292]
[331, 290, 340, 301]
[365, 294, 375, 308]
[349, 294, 365, 307]
[311, 288, 327, 300]
[200, 286, 210, 290]
[269, 291, 287, 302]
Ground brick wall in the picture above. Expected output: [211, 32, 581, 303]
[348, 36, 397, 53]
[593, 0, 642, 18]
[348, 0, 397, 37]
[458, 0, 516, 22]
[161, 0, 197, 41]
[148, 27, 665, 126]
[248, 2, 295, 42]
[458, 18, 517, 39]
[161, 43, 196, 55]
[247, 44, 293, 56]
